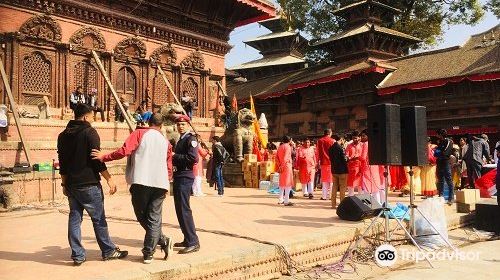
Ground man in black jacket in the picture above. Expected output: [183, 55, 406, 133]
[435, 129, 455, 205]
[211, 136, 227, 196]
[329, 134, 348, 208]
[57, 103, 127, 265]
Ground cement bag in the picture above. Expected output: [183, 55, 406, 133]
[414, 197, 449, 249]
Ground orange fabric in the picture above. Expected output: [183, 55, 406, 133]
[193, 147, 209, 177]
[316, 136, 335, 166]
[360, 141, 383, 194]
[276, 143, 293, 188]
[346, 142, 363, 187]
[297, 146, 316, 184]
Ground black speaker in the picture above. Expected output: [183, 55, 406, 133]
[336, 194, 383, 221]
[400, 106, 428, 166]
[367, 104, 401, 165]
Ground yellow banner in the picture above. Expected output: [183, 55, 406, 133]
[250, 95, 267, 148]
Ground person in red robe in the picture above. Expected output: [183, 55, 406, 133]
[345, 131, 362, 196]
[316, 129, 335, 200]
[192, 141, 209, 197]
[360, 130, 385, 204]
[297, 138, 317, 198]
[276, 136, 294, 206]
[390, 166, 408, 191]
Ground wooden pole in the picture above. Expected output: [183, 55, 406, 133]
[153, 61, 203, 139]
[216, 81, 227, 97]
[91, 50, 134, 132]
[0, 58, 33, 165]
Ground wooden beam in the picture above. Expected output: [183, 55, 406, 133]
[0, 57, 33, 165]
[216, 81, 228, 97]
[91, 50, 134, 133]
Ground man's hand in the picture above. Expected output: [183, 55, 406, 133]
[107, 179, 117, 195]
[91, 149, 106, 162]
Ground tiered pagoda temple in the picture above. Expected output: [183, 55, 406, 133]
[229, 0, 499, 145]
[229, 16, 308, 80]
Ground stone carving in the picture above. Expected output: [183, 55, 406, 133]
[114, 36, 147, 58]
[69, 26, 106, 50]
[19, 14, 62, 42]
[159, 102, 184, 144]
[220, 108, 256, 162]
[180, 47, 205, 70]
[151, 41, 177, 65]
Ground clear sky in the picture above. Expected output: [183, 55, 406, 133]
[225, 1, 499, 68]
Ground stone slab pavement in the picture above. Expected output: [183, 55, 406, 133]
[0, 185, 473, 280]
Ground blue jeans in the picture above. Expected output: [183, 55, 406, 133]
[215, 164, 224, 195]
[436, 160, 454, 202]
[68, 185, 116, 261]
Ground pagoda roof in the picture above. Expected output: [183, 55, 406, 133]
[245, 31, 299, 43]
[258, 17, 287, 32]
[234, 0, 277, 27]
[313, 23, 420, 47]
[333, 0, 401, 16]
[378, 24, 500, 95]
[229, 58, 392, 101]
[229, 54, 306, 70]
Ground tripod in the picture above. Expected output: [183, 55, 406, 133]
[344, 166, 434, 267]
[395, 166, 456, 248]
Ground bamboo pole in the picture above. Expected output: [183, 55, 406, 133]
[0, 58, 33, 165]
[91, 50, 134, 132]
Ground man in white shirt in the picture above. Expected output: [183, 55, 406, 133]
[92, 113, 172, 264]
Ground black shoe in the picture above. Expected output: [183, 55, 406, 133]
[103, 248, 128, 261]
[308, 194, 314, 199]
[159, 236, 173, 260]
[173, 241, 187, 248]
[73, 258, 86, 266]
[320, 198, 326, 200]
[143, 254, 153, 264]
[284, 202, 294, 206]
[178, 244, 200, 254]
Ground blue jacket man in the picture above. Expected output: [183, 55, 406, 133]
[172, 114, 200, 254]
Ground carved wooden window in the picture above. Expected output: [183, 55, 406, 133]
[116, 67, 136, 103]
[153, 72, 171, 108]
[74, 60, 97, 95]
[182, 77, 199, 114]
[22, 52, 51, 97]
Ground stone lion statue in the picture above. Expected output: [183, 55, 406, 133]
[220, 108, 255, 163]
[159, 102, 184, 145]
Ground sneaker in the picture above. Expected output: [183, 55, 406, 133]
[320, 198, 326, 200]
[103, 248, 128, 261]
[73, 258, 86, 266]
[143, 254, 153, 264]
[278, 201, 284, 205]
[303, 194, 309, 197]
[284, 202, 294, 206]
[160, 237, 173, 260]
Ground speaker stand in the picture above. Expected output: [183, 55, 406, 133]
[344, 166, 434, 267]
[394, 166, 456, 248]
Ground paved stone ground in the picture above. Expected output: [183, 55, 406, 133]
[281, 229, 500, 280]
[0, 186, 481, 280]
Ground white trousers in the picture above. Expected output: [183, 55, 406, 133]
[279, 187, 292, 204]
[302, 182, 314, 195]
[321, 182, 331, 199]
[192, 176, 203, 195]
[347, 186, 360, 196]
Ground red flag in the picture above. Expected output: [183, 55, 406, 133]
[475, 169, 497, 198]
[232, 93, 238, 110]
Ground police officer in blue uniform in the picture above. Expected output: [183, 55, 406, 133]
[172, 115, 200, 254]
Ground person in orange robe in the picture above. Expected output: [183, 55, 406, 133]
[316, 129, 335, 200]
[297, 138, 317, 198]
[345, 131, 363, 196]
[360, 130, 385, 204]
[276, 136, 294, 206]
[192, 141, 210, 197]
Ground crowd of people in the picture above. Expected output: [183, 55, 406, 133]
[57, 97, 499, 265]
[271, 128, 499, 208]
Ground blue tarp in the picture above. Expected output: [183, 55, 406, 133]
[387, 203, 410, 221]
[267, 187, 295, 195]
